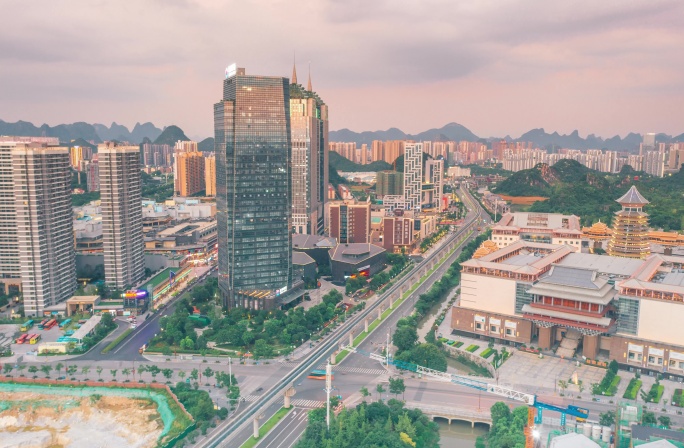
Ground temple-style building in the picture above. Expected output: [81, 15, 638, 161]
[581, 220, 612, 251]
[608, 186, 651, 259]
[453, 236, 684, 379]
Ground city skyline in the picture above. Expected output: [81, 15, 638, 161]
[1, 1, 683, 139]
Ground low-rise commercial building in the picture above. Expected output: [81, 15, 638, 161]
[491, 212, 582, 250]
[329, 243, 386, 283]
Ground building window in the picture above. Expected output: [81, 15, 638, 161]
[648, 356, 663, 366]
[515, 282, 533, 314]
[616, 297, 639, 335]
[475, 322, 483, 331]
[505, 328, 514, 336]
[628, 351, 642, 362]
[490, 325, 499, 333]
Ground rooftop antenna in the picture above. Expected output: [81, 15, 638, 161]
[307, 61, 312, 91]
[292, 51, 298, 84]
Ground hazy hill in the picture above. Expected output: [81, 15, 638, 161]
[329, 151, 392, 172]
[69, 138, 97, 151]
[330, 122, 478, 146]
[331, 123, 683, 152]
[153, 125, 189, 146]
[198, 137, 215, 152]
[493, 159, 684, 230]
[0, 120, 103, 143]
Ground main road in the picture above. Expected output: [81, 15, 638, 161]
[74, 266, 217, 362]
[198, 188, 484, 447]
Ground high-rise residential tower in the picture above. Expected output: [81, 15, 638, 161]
[12, 143, 76, 315]
[176, 150, 206, 196]
[215, 65, 295, 310]
[376, 170, 403, 197]
[204, 153, 216, 196]
[289, 64, 328, 235]
[403, 142, 423, 212]
[100, 142, 145, 290]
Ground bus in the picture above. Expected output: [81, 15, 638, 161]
[37, 319, 49, 329]
[29, 334, 41, 344]
[20, 320, 34, 331]
[307, 369, 334, 380]
[44, 319, 57, 330]
[15, 333, 29, 344]
[570, 406, 590, 423]
[59, 318, 71, 329]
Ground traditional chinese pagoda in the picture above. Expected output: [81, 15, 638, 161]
[608, 186, 651, 259]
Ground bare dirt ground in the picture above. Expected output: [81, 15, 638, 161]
[0, 392, 163, 448]
[497, 194, 549, 205]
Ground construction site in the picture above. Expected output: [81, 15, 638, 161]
[0, 379, 194, 448]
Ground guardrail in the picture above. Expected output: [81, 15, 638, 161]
[200, 189, 484, 447]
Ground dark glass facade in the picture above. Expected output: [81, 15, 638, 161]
[215, 68, 293, 309]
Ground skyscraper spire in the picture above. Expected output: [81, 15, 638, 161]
[307, 61, 312, 91]
[292, 51, 298, 84]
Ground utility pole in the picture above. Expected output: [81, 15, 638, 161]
[228, 357, 232, 387]
[385, 332, 391, 366]
[325, 362, 333, 431]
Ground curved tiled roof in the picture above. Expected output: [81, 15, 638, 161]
[616, 186, 649, 205]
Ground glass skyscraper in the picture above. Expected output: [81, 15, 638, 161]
[215, 65, 294, 310]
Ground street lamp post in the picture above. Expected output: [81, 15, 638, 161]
[228, 357, 232, 387]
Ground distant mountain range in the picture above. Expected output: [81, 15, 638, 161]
[3, 119, 683, 152]
[331, 123, 684, 152]
[330, 122, 479, 147]
[0, 120, 163, 144]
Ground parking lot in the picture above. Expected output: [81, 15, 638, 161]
[3, 319, 75, 358]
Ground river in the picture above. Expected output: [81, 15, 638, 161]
[437, 419, 488, 447]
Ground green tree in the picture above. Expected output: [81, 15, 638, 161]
[28, 365, 38, 377]
[360, 386, 370, 401]
[55, 362, 64, 377]
[658, 415, 671, 428]
[253, 339, 274, 359]
[392, 325, 418, 353]
[110, 369, 118, 381]
[162, 368, 174, 382]
[389, 377, 406, 401]
[96, 366, 103, 379]
[376, 384, 385, 401]
[66, 365, 77, 378]
[178, 371, 186, 382]
[190, 368, 199, 381]
[17, 364, 26, 377]
[81, 366, 90, 379]
[3, 363, 13, 375]
[147, 365, 161, 381]
[599, 411, 616, 427]
[203, 367, 214, 384]
[122, 368, 131, 381]
[40, 365, 52, 378]
[642, 411, 657, 426]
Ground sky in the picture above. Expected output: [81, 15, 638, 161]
[1, 0, 683, 140]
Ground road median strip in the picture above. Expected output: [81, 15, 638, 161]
[239, 406, 293, 448]
[335, 228, 475, 364]
[101, 328, 133, 354]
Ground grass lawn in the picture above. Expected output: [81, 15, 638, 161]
[101, 329, 132, 354]
[240, 407, 293, 448]
[673, 389, 684, 407]
[623, 378, 642, 400]
[480, 347, 494, 359]
[465, 344, 479, 353]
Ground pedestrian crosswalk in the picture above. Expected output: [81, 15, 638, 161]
[291, 399, 324, 408]
[241, 394, 323, 409]
[323, 365, 388, 376]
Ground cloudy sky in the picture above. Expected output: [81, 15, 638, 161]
[1, 0, 683, 140]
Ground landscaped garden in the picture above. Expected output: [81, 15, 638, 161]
[623, 377, 643, 400]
